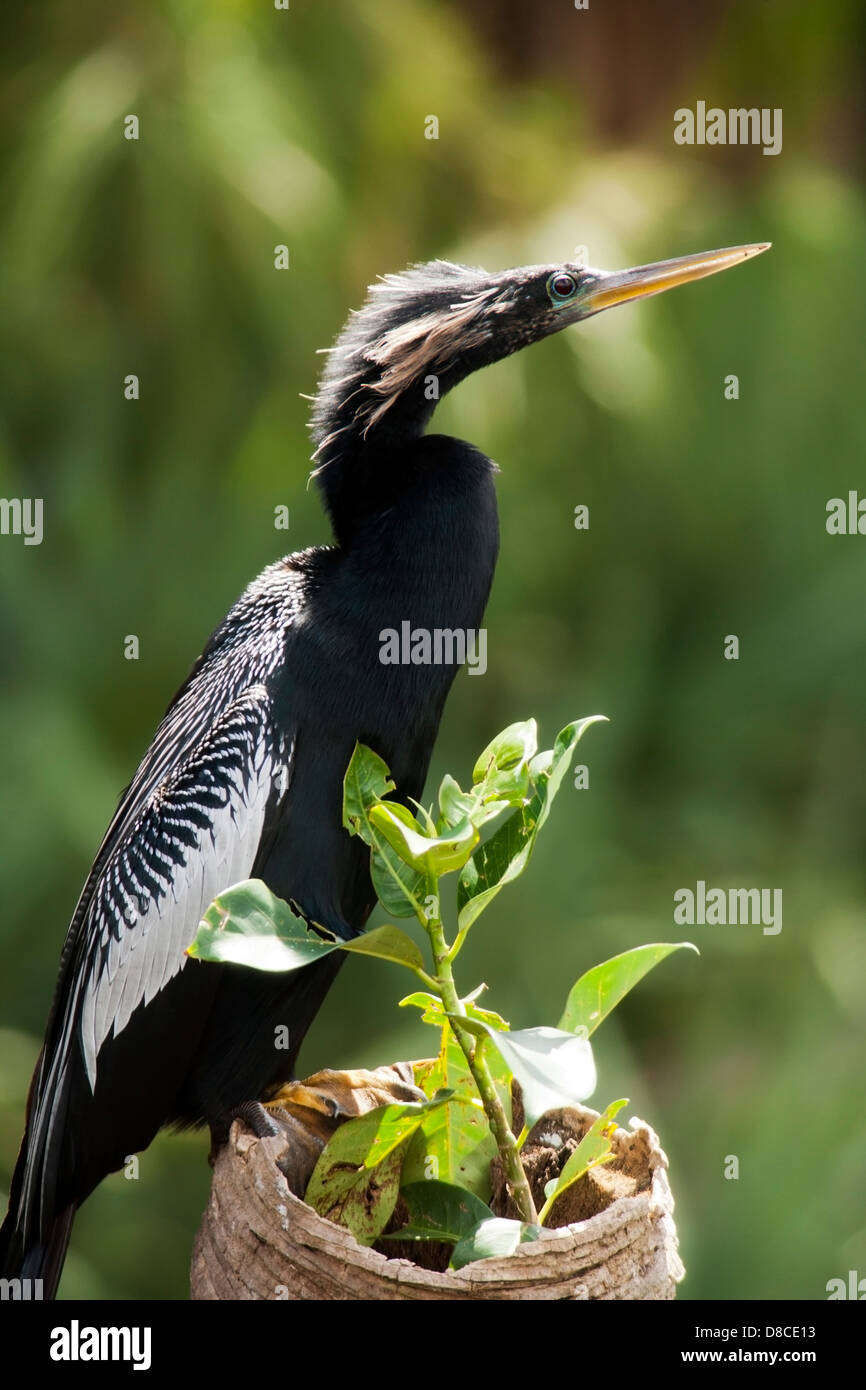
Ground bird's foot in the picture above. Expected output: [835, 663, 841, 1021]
[264, 1063, 424, 1141]
[209, 1066, 425, 1196]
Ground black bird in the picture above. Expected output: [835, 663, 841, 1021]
[0, 241, 767, 1296]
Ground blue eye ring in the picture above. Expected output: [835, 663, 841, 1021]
[547, 271, 578, 304]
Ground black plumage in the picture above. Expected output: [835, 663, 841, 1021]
[0, 244, 766, 1296]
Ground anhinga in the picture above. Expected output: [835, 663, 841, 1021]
[0, 241, 767, 1296]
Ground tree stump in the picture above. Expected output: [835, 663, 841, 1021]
[191, 1066, 685, 1301]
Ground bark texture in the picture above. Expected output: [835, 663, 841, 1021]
[191, 1074, 684, 1301]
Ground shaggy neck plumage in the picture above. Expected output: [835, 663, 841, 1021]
[308, 261, 512, 544]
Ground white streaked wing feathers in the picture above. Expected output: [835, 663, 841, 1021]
[78, 686, 292, 1090]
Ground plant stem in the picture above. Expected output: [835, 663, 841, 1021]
[425, 914, 538, 1225]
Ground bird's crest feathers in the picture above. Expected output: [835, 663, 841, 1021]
[310, 260, 509, 466]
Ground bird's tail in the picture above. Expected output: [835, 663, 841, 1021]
[0, 1201, 75, 1301]
[0, 1050, 76, 1301]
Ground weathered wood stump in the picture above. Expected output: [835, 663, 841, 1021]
[191, 1065, 684, 1301]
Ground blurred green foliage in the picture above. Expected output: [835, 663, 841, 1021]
[1, 0, 865, 1300]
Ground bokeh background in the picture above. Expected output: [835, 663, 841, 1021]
[1, 0, 864, 1300]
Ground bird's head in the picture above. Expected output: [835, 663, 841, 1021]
[310, 243, 768, 531]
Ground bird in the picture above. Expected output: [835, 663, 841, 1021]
[0, 239, 768, 1297]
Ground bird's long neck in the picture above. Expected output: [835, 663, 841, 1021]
[311, 381, 445, 546]
[315, 428, 500, 680]
[332, 431, 501, 752]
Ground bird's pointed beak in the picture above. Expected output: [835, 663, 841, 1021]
[578, 242, 771, 316]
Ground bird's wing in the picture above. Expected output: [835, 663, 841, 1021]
[14, 562, 307, 1239]
[19, 681, 292, 1233]
[40, 562, 298, 1066]
[65, 683, 292, 1090]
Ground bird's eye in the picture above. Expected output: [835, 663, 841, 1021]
[547, 271, 578, 303]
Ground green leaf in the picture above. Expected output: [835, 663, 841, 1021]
[437, 773, 474, 830]
[342, 741, 396, 835]
[305, 1095, 451, 1246]
[469, 718, 539, 808]
[403, 1028, 512, 1200]
[189, 881, 429, 980]
[369, 849, 427, 920]
[306, 1137, 408, 1247]
[385, 1180, 492, 1244]
[400, 990, 508, 1032]
[463, 1001, 509, 1031]
[368, 801, 478, 876]
[472, 719, 538, 784]
[558, 942, 699, 1036]
[537, 1099, 628, 1224]
[450, 1217, 542, 1270]
[411, 800, 438, 836]
[338, 924, 429, 976]
[437, 785, 514, 838]
[457, 716, 607, 932]
[361, 1095, 454, 1168]
[462, 1021, 596, 1126]
[187, 879, 336, 971]
[342, 742, 427, 918]
[399, 990, 443, 1024]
